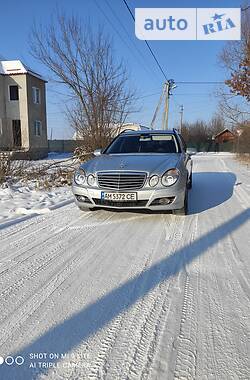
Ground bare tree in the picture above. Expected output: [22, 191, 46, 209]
[217, 91, 250, 125]
[208, 115, 225, 137]
[180, 115, 227, 151]
[30, 13, 136, 153]
[218, 7, 250, 124]
[180, 120, 208, 151]
[222, 8, 250, 101]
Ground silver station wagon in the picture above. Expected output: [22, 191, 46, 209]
[72, 129, 192, 215]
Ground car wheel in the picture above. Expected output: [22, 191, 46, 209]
[187, 172, 192, 189]
[173, 189, 188, 216]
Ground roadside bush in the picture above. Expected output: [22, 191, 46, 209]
[0, 153, 30, 185]
[0, 154, 80, 189]
[74, 146, 93, 162]
[0, 153, 11, 184]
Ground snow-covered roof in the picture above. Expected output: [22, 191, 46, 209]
[0, 60, 46, 82]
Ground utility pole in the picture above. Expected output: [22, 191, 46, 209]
[162, 79, 176, 130]
[180, 105, 184, 133]
[162, 82, 169, 130]
[151, 80, 176, 131]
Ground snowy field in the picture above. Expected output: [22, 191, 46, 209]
[0, 153, 74, 224]
[0, 154, 249, 380]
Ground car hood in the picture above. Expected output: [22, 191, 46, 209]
[80, 154, 181, 175]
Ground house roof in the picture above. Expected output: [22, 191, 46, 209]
[0, 60, 46, 82]
[214, 128, 235, 138]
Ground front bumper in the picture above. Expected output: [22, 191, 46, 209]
[72, 184, 186, 211]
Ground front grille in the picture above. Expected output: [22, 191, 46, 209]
[97, 172, 147, 190]
[93, 198, 148, 208]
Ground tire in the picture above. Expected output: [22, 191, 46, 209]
[187, 172, 192, 189]
[173, 189, 188, 215]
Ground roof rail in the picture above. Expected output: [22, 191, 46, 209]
[119, 129, 136, 134]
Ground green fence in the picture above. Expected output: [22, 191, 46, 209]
[187, 141, 235, 153]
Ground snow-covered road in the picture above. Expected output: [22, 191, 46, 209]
[0, 155, 249, 380]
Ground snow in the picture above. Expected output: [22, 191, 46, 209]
[0, 154, 249, 380]
[45, 152, 73, 161]
[0, 153, 75, 224]
[0, 60, 46, 81]
[0, 181, 72, 223]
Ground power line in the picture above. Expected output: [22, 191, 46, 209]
[121, 0, 168, 81]
[94, 0, 157, 81]
[174, 93, 213, 96]
[103, 0, 159, 81]
[176, 81, 224, 84]
[47, 91, 163, 115]
[93, 0, 134, 54]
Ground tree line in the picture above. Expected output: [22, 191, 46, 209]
[180, 116, 250, 153]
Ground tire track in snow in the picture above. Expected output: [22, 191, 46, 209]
[0, 211, 124, 336]
[172, 215, 199, 380]
[0, 211, 87, 290]
[0, 211, 122, 350]
[0, 203, 76, 240]
[219, 158, 250, 210]
[0, 210, 160, 359]
[0, 208, 115, 277]
[83, 215, 193, 380]
[65, 216, 174, 380]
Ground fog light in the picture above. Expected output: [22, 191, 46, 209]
[150, 197, 175, 206]
[76, 195, 88, 202]
[158, 198, 171, 205]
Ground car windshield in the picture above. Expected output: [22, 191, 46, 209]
[104, 134, 179, 154]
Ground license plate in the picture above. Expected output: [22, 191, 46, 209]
[101, 192, 137, 201]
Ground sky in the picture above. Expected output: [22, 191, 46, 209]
[0, 0, 246, 139]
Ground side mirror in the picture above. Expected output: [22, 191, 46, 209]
[94, 149, 102, 156]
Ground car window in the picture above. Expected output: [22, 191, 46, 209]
[104, 134, 179, 154]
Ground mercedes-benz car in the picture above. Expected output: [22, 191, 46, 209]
[72, 129, 192, 215]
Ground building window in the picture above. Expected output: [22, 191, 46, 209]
[32, 87, 40, 104]
[34, 120, 42, 136]
[9, 85, 19, 101]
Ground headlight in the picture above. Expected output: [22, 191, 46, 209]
[149, 175, 159, 187]
[87, 174, 97, 187]
[74, 169, 86, 186]
[161, 169, 179, 187]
